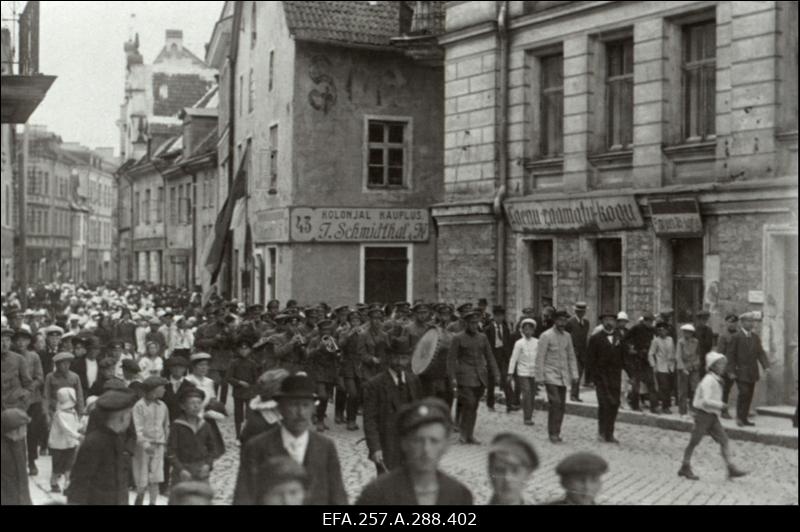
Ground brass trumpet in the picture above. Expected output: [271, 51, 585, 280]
[322, 334, 340, 354]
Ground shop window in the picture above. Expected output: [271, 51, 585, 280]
[606, 39, 633, 150]
[597, 238, 622, 313]
[682, 20, 716, 141]
[366, 119, 409, 188]
[364, 247, 409, 303]
[672, 238, 704, 324]
[540, 54, 564, 158]
[531, 240, 554, 311]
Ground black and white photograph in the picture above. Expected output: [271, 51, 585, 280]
[0, 0, 797, 509]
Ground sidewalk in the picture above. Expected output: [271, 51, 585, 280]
[529, 386, 798, 449]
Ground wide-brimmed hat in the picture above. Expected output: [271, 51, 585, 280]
[273, 373, 316, 400]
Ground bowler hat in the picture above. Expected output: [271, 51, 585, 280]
[273, 374, 316, 400]
[556, 452, 608, 477]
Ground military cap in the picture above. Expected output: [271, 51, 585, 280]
[178, 387, 205, 403]
[394, 301, 411, 308]
[347, 310, 362, 322]
[397, 398, 452, 436]
[142, 376, 169, 391]
[555, 452, 608, 477]
[492, 305, 506, 314]
[553, 309, 570, 319]
[695, 309, 711, 318]
[367, 306, 385, 318]
[247, 304, 264, 313]
[1, 408, 31, 434]
[12, 328, 32, 340]
[642, 311, 656, 321]
[412, 303, 431, 313]
[274, 313, 295, 324]
[96, 389, 138, 411]
[234, 334, 257, 349]
[724, 314, 739, 323]
[169, 481, 215, 505]
[334, 305, 349, 314]
[489, 432, 540, 471]
[462, 310, 483, 321]
[573, 301, 588, 311]
[317, 319, 335, 330]
[436, 303, 454, 313]
[456, 303, 473, 314]
[98, 357, 117, 370]
[121, 358, 141, 373]
[53, 352, 75, 364]
[256, 457, 309, 500]
[273, 373, 316, 400]
[190, 352, 212, 363]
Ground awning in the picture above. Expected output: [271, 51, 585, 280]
[1, 74, 56, 123]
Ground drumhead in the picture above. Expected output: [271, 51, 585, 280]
[411, 327, 441, 375]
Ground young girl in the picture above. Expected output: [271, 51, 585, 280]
[48, 387, 82, 493]
[139, 340, 164, 378]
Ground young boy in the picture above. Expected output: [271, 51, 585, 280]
[678, 351, 747, 481]
[648, 322, 676, 414]
[168, 388, 217, 484]
[132, 376, 170, 505]
[676, 324, 701, 418]
[226, 336, 260, 438]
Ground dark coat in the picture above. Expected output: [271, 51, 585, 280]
[234, 426, 347, 505]
[239, 408, 279, 444]
[356, 467, 473, 505]
[362, 370, 422, 470]
[586, 329, 625, 382]
[66, 426, 128, 505]
[723, 330, 770, 383]
[162, 378, 196, 422]
[226, 355, 260, 400]
[484, 320, 513, 361]
[167, 417, 216, 479]
[72, 356, 100, 400]
[1, 435, 31, 505]
[565, 316, 591, 358]
[447, 330, 499, 388]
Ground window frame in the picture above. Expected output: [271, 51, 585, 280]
[539, 53, 564, 159]
[605, 38, 634, 151]
[530, 238, 555, 312]
[359, 243, 413, 304]
[596, 237, 623, 314]
[671, 237, 705, 324]
[363, 115, 413, 192]
[681, 19, 716, 142]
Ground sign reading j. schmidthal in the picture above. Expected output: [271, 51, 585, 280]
[290, 207, 430, 242]
[504, 196, 644, 233]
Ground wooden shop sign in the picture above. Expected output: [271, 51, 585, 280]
[504, 196, 644, 233]
[290, 207, 430, 243]
[649, 198, 703, 236]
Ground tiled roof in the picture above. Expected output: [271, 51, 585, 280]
[283, 1, 401, 48]
[152, 73, 215, 117]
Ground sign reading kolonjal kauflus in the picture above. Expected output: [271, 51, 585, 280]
[290, 207, 430, 242]
[504, 196, 644, 233]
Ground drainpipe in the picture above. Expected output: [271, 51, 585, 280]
[494, 1, 510, 309]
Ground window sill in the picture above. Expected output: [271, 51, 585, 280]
[776, 130, 798, 144]
[524, 157, 564, 171]
[588, 150, 633, 168]
[365, 186, 410, 192]
[662, 140, 716, 160]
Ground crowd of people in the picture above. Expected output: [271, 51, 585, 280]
[1, 281, 789, 505]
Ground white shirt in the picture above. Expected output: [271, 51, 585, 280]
[139, 355, 164, 377]
[280, 426, 309, 465]
[169, 376, 185, 394]
[494, 322, 504, 349]
[388, 368, 407, 387]
[85, 358, 98, 388]
[509, 336, 538, 377]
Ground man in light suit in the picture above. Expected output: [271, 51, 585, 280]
[233, 373, 347, 505]
[535, 310, 579, 444]
[722, 312, 770, 427]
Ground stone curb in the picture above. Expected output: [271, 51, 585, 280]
[531, 398, 799, 449]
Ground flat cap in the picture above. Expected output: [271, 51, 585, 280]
[397, 398, 452, 437]
[0, 327, 14, 338]
[95, 389, 138, 412]
[256, 457, 309, 500]
[178, 387, 206, 403]
[142, 376, 169, 391]
[169, 481, 215, 505]
[553, 309, 570, 319]
[121, 358, 141, 373]
[573, 301, 588, 311]
[489, 432, 540, 470]
[1, 408, 31, 433]
[555, 452, 608, 477]
[53, 352, 75, 364]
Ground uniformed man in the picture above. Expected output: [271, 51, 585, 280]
[356, 398, 473, 505]
[1, 326, 33, 412]
[447, 303, 474, 334]
[404, 303, 432, 349]
[307, 319, 340, 431]
[447, 311, 499, 445]
[694, 310, 714, 377]
[260, 313, 307, 373]
[362, 335, 422, 473]
[716, 314, 740, 419]
[357, 306, 391, 382]
[338, 310, 365, 431]
[545, 452, 608, 505]
[39, 325, 64, 376]
[586, 312, 625, 444]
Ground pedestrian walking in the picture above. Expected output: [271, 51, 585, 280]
[545, 452, 608, 505]
[484, 306, 517, 412]
[226, 335, 260, 438]
[13, 329, 46, 476]
[624, 312, 657, 412]
[487, 432, 539, 505]
[508, 318, 538, 426]
[678, 352, 748, 481]
[337, 310, 364, 431]
[648, 321, 676, 414]
[586, 312, 625, 444]
[308, 319, 340, 431]
[167, 387, 217, 485]
[676, 324, 701, 418]
[43, 352, 84, 421]
[1, 408, 32, 505]
[1, 326, 33, 412]
[565, 302, 590, 401]
[240, 369, 290, 444]
[356, 398, 473, 505]
[716, 314, 740, 419]
[534, 310, 579, 443]
[132, 376, 170, 505]
[185, 353, 226, 457]
[722, 312, 770, 427]
[48, 387, 82, 493]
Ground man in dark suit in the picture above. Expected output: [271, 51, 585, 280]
[233, 373, 347, 505]
[162, 356, 194, 422]
[565, 302, 591, 401]
[356, 398, 473, 505]
[484, 306, 518, 412]
[694, 310, 714, 377]
[723, 312, 770, 427]
[447, 312, 500, 444]
[363, 335, 422, 474]
[71, 336, 101, 400]
[586, 312, 625, 443]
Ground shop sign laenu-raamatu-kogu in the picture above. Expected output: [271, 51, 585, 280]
[504, 196, 644, 233]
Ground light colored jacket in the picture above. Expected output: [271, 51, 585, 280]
[534, 327, 578, 386]
[132, 397, 169, 445]
[509, 336, 538, 377]
[676, 337, 700, 372]
[692, 372, 726, 414]
[48, 388, 82, 449]
[648, 336, 676, 373]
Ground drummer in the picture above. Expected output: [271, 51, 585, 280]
[417, 304, 454, 409]
[404, 303, 433, 349]
[447, 304, 474, 334]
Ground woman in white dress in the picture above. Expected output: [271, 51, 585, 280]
[185, 352, 226, 457]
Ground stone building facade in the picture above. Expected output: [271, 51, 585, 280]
[207, 1, 444, 305]
[435, 1, 798, 406]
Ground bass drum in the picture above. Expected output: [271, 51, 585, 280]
[411, 326, 443, 377]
